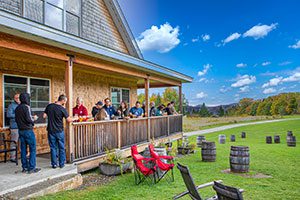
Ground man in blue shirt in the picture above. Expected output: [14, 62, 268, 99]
[102, 98, 117, 120]
[6, 93, 20, 162]
[129, 101, 144, 118]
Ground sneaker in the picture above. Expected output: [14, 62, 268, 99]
[59, 165, 65, 169]
[27, 168, 41, 174]
[52, 165, 57, 169]
[22, 169, 28, 173]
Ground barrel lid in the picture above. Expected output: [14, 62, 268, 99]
[231, 146, 249, 150]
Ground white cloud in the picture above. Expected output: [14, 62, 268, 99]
[231, 75, 256, 88]
[196, 92, 208, 99]
[262, 61, 271, 66]
[278, 61, 292, 66]
[199, 78, 208, 83]
[279, 87, 286, 91]
[219, 86, 231, 93]
[262, 77, 283, 88]
[243, 23, 278, 40]
[223, 33, 241, 45]
[192, 37, 199, 43]
[136, 23, 180, 53]
[263, 88, 277, 94]
[239, 86, 250, 93]
[202, 34, 210, 41]
[282, 72, 300, 82]
[236, 63, 247, 68]
[289, 40, 300, 49]
[198, 64, 212, 76]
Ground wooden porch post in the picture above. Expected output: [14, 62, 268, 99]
[66, 55, 74, 163]
[179, 84, 183, 114]
[145, 75, 151, 141]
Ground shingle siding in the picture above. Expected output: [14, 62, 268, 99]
[0, 0, 22, 15]
[81, 0, 128, 53]
[0, 0, 129, 54]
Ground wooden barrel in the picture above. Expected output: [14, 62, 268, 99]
[230, 146, 250, 173]
[241, 132, 246, 138]
[287, 131, 293, 137]
[274, 135, 280, 143]
[196, 135, 206, 147]
[230, 135, 236, 142]
[287, 136, 296, 147]
[266, 136, 272, 144]
[201, 141, 216, 162]
[219, 134, 226, 144]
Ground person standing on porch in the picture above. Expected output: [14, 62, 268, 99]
[129, 101, 144, 118]
[102, 98, 117, 120]
[6, 93, 20, 162]
[43, 95, 76, 169]
[170, 101, 178, 115]
[149, 101, 157, 117]
[15, 93, 40, 173]
[73, 97, 88, 117]
[91, 101, 103, 118]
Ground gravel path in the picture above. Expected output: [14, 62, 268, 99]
[184, 118, 299, 137]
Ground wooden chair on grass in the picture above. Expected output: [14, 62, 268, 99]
[174, 163, 244, 200]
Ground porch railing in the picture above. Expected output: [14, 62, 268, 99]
[72, 114, 183, 161]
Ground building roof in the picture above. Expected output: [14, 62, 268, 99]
[0, 10, 193, 83]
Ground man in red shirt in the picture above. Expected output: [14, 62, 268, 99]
[73, 97, 88, 117]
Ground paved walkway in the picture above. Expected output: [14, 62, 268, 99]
[184, 118, 299, 137]
[0, 155, 77, 196]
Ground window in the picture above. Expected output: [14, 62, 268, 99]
[24, 0, 81, 36]
[111, 88, 130, 108]
[4, 75, 50, 126]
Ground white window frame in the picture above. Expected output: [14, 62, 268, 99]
[3, 74, 51, 128]
[110, 87, 130, 107]
[22, 0, 82, 36]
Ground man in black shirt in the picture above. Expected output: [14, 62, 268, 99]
[43, 95, 75, 168]
[15, 93, 40, 173]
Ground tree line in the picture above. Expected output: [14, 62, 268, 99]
[226, 92, 300, 116]
[137, 88, 188, 112]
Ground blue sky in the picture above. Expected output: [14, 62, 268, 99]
[118, 0, 300, 106]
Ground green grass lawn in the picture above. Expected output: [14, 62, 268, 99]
[41, 119, 300, 200]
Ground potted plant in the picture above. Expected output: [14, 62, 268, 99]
[99, 149, 132, 176]
[177, 143, 196, 155]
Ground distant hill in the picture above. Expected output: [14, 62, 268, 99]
[187, 103, 238, 115]
[187, 92, 300, 116]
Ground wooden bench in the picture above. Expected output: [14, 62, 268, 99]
[0, 132, 18, 165]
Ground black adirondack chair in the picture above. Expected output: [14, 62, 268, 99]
[0, 132, 18, 165]
[213, 181, 244, 200]
[173, 163, 221, 200]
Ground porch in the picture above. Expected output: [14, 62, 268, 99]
[72, 115, 183, 171]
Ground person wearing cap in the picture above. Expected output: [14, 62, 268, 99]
[92, 101, 103, 118]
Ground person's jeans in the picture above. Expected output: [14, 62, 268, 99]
[48, 131, 66, 167]
[19, 130, 36, 171]
[10, 129, 19, 160]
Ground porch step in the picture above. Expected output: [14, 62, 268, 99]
[1, 173, 83, 200]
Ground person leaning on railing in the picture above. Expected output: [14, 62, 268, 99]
[117, 101, 129, 119]
[155, 104, 166, 116]
[129, 101, 144, 118]
[149, 101, 157, 117]
[91, 101, 103, 118]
